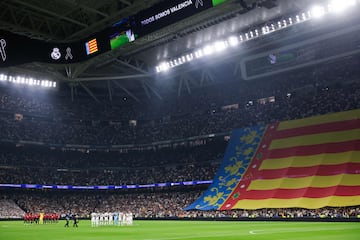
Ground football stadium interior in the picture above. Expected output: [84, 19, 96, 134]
[0, 0, 360, 239]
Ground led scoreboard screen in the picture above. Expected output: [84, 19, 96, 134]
[134, 0, 213, 37]
[0, 0, 227, 68]
[0, 30, 112, 67]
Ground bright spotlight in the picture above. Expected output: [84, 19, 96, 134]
[162, 62, 170, 71]
[214, 41, 228, 51]
[203, 45, 213, 55]
[228, 36, 239, 46]
[194, 49, 203, 58]
[329, 0, 356, 13]
[262, 27, 267, 34]
[186, 54, 194, 62]
[310, 5, 325, 18]
[159, 62, 170, 72]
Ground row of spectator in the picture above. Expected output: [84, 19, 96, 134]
[0, 163, 219, 186]
[0, 55, 359, 146]
[1, 190, 359, 219]
[0, 139, 224, 185]
[0, 79, 359, 145]
[0, 139, 226, 168]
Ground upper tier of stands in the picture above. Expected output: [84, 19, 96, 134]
[0, 57, 359, 146]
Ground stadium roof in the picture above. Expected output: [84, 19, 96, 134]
[0, 0, 356, 102]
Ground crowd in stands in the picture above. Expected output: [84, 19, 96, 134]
[184, 207, 360, 219]
[0, 199, 25, 219]
[0, 139, 226, 169]
[1, 190, 359, 219]
[0, 57, 359, 146]
[0, 140, 225, 185]
[0, 163, 219, 186]
[0, 54, 359, 221]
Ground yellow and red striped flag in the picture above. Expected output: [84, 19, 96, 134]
[220, 109, 360, 210]
[85, 38, 98, 55]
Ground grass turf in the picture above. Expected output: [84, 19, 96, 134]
[0, 220, 359, 240]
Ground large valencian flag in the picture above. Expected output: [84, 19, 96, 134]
[185, 109, 360, 210]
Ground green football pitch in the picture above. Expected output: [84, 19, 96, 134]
[0, 220, 359, 240]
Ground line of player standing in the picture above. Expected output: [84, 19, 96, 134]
[24, 213, 59, 224]
[91, 212, 133, 227]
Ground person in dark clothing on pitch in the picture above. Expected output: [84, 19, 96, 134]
[64, 214, 70, 227]
[73, 214, 79, 227]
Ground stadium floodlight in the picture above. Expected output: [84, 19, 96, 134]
[186, 54, 194, 62]
[228, 36, 239, 46]
[310, 5, 326, 18]
[262, 27, 267, 34]
[178, 57, 184, 64]
[160, 62, 170, 71]
[155, 0, 356, 73]
[283, 20, 287, 27]
[0, 73, 57, 88]
[271, 23, 275, 31]
[0, 74, 6, 81]
[329, 0, 356, 13]
[214, 41, 228, 51]
[301, 12, 307, 20]
[203, 45, 214, 55]
[194, 49, 203, 58]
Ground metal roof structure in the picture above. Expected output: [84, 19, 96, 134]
[0, 0, 340, 102]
